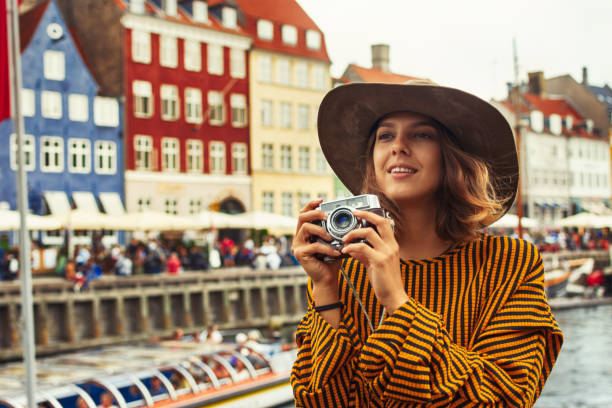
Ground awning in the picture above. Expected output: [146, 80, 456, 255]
[43, 191, 71, 215]
[99, 192, 126, 215]
[72, 192, 100, 213]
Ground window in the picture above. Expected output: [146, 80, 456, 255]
[313, 65, 326, 90]
[192, 1, 208, 22]
[261, 99, 273, 126]
[185, 88, 202, 124]
[280, 102, 292, 128]
[131, 30, 151, 63]
[280, 145, 292, 171]
[208, 91, 225, 125]
[298, 146, 310, 172]
[41, 90, 62, 119]
[134, 135, 153, 170]
[93, 97, 119, 127]
[184, 39, 202, 71]
[297, 104, 309, 130]
[137, 197, 152, 212]
[306, 30, 321, 50]
[277, 58, 290, 85]
[281, 192, 293, 216]
[160, 35, 178, 68]
[133, 80, 153, 118]
[40, 136, 64, 172]
[262, 191, 274, 213]
[281, 24, 297, 45]
[258, 55, 272, 82]
[209, 141, 226, 174]
[207, 44, 223, 75]
[164, 198, 178, 215]
[43, 50, 65, 80]
[221, 7, 237, 28]
[298, 192, 311, 209]
[94, 141, 117, 175]
[295, 62, 308, 88]
[230, 94, 247, 127]
[316, 148, 327, 172]
[257, 19, 273, 40]
[189, 198, 202, 215]
[68, 138, 91, 173]
[186, 139, 203, 173]
[68, 94, 88, 122]
[230, 48, 245, 78]
[10, 134, 35, 171]
[262, 143, 273, 170]
[22, 89, 35, 117]
[161, 85, 179, 121]
[318, 193, 328, 202]
[161, 137, 179, 172]
[232, 143, 247, 174]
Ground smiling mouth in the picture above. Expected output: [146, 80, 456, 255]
[389, 167, 417, 174]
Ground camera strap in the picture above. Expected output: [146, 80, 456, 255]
[339, 263, 386, 334]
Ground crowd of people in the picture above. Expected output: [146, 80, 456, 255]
[489, 227, 612, 252]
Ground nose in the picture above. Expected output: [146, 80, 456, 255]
[391, 135, 410, 156]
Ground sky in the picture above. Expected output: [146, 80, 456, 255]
[295, 0, 612, 101]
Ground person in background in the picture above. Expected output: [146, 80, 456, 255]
[166, 252, 181, 275]
[97, 393, 117, 408]
[115, 249, 133, 276]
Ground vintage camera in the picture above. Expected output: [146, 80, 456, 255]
[312, 194, 390, 262]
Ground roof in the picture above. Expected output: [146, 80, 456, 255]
[344, 64, 422, 84]
[210, 0, 320, 30]
[19, 0, 50, 53]
[522, 93, 583, 121]
[587, 84, 612, 110]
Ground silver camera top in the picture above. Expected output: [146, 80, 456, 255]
[318, 194, 381, 214]
[318, 194, 382, 241]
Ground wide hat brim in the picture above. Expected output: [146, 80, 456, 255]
[317, 82, 518, 223]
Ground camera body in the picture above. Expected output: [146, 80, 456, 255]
[313, 194, 389, 261]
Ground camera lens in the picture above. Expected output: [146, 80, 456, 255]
[333, 213, 352, 230]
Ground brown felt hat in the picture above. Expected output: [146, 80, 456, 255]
[317, 79, 518, 220]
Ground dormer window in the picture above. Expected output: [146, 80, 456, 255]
[530, 110, 544, 133]
[192, 1, 208, 23]
[222, 7, 237, 29]
[257, 19, 273, 40]
[549, 114, 562, 135]
[282, 24, 297, 45]
[565, 115, 573, 130]
[586, 119, 594, 133]
[162, 0, 177, 17]
[306, 30, 321, 50]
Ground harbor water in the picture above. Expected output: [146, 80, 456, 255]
[276, 305, 612, 408]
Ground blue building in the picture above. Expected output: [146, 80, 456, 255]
[0, 0, 124, 246]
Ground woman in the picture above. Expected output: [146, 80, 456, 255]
[291, 80, 563, 407]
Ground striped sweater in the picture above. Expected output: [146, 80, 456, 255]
[291, 234, 563, 407]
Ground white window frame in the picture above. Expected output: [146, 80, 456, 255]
[132, 80, 153, 118]
[258, 55, 272, 82]
[160, 35, 178, 68]
[277, 58, 291, 85]
[184, 39, 202, 72]
[281, 24, 297, 46]
[262, 143, 273, 170]
[295, 62, 308, 88]
[41, 90, 62, 119]
[257, 19, 273, 40]
[313, 65, 326, 90]
[298, 146, 310, 172]
[230, 93, 247, 127]
[68, 94, 89, 122]
[134, 134, 153, 171]
[137, 197, 152, 212]
[261, 99, 273, 127]
[94, 140, 117, 175]
[207, 44, 224, 75]
[230, 48, 246, 78]
[297, 104, 309, 130]
[281, 192, 293, 216]
[131, 30, 151, 64]
[164, 198, 178, 215]
[262, 191, 274, 213]
[306, 30, 321, 50]
[67, 138, 91, 174]
[221, 7, 237, 29]
[209, 141, 226, 174]
[298, 192, 311, 209]
[186, 139, 203, 173]
[185, 88, 203, 124]
[10, 134, 35, 171]
[40, 136, 64, 173]
[280, 145, 292, 171]
[192, 1, 208, 22]
[208, 91, 225, 126]
[280, 102, 292, 128]
[231, 142, 247, 175]
[161, 137, 180, 172]
[93, 97, 119, 127]
[161, 84, 180, 121]
[43, 50, 65, 80]
[189, 198, 202, 215]
[22, 88, 35, 117]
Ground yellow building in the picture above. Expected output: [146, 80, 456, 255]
[223, 0, 335, 217]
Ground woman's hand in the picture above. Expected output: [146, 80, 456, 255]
[340, 210, 409, 313]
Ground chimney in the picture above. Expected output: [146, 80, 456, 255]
[371, 44, 390, 72]
[130, 0, 145, 14]
[582, 66, 588, 85]
[527, 71, 545, 97]
[162, 0, 177, 16]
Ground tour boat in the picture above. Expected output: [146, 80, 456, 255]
[544, 258, 594, 298]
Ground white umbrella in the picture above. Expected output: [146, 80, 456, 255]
[490, 213, 539, 229]
[63, 210, 117, 230]
[227, 211, 297, 234]
[554, 212, 611, 228]
[0, 210, 63, 231]
[192, 210, 243, 229]
[111, 211, 195, 231]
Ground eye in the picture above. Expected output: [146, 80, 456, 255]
[413, 129, 436, 140]
[376, 131, 394, 141]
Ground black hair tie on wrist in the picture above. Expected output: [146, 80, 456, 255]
[314, 301, 343, 313]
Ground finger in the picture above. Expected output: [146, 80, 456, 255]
[294, 242, 342, 261]
[296, 222, 333, 244]
[341, 226, 384, 249]
[300, 198, 324, 213]
[340, 242, 378, 266]
[352, 209, 394, 238]
[295, 208, 327, 235]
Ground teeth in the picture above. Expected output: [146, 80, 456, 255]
[390, 167, 416, 174]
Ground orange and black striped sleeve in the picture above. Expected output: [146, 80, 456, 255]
[291, 236, 563, 407]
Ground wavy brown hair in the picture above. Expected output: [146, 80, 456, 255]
[360, 116, 507, 244]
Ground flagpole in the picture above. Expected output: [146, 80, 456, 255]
[7, 0, 37, 406]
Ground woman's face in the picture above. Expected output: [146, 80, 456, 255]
[372, 111, 442, 206]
